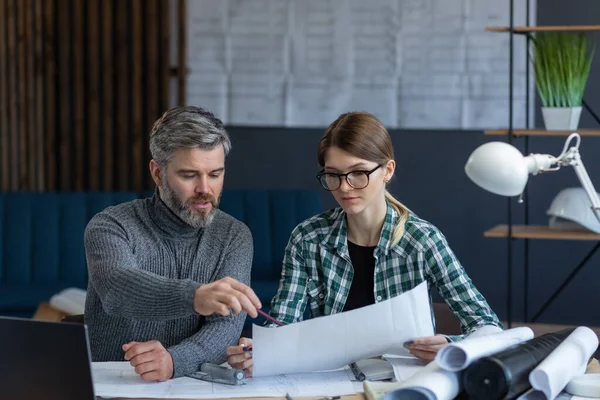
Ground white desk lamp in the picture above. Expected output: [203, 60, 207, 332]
[465, 133, 600, 224]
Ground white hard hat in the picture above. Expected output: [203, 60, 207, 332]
[547, 187, 600, 234]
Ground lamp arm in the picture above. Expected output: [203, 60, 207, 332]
[525, 154, 558, 175]
[564, 149, 600, 224]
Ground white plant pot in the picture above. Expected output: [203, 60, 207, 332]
[541, 106, 582, 131]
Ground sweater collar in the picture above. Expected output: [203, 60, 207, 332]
[147, 189, 203, 238]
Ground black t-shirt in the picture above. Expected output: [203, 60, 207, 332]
[343, 240, 376, 311]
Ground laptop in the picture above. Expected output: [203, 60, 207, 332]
[0, 316, 96, 400]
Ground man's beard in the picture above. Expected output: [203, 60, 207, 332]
[160, 178, 219, 229]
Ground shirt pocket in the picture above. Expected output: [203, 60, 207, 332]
[306, 279, 326, 307]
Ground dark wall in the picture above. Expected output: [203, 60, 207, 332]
[222, 0, 600, 327]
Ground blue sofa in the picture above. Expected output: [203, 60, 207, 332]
[0, 190, 322, 321]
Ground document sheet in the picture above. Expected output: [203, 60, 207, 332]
[252, 281, 434, 377]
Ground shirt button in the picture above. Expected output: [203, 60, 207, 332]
[319, 294, 324, 299]
[375, 267, 379, 273]
[376, 296, 382, 302]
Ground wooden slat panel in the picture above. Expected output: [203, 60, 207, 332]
[0, 1, 9, 191]
[102, 0, 113, 191]
[132, 0, 143, 191]
[87, 0, 100, 191]
[145, 0, 160, 190]
[160, 0, 170, 112]
[177, 0, 186, 106]
[44, 0, 56, 192]
[17, 0, 27, 190]
[7, 0, 17, 191]
[115, 0, 129, 191]
[2, 0, 173, 192]
[34, 0, 44, 190]
[72, 0, 84, 191]
[57, 0, 71, 191]
[25, 0, 35, 190]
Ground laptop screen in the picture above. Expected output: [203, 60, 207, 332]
[0, 317, 95, 400]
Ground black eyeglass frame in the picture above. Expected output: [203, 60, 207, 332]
[316, 165, 383, 191]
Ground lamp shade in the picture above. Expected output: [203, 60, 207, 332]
[465, 142, 529, 196]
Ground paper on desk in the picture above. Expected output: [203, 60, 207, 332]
[383, 360, 460, 400]
[528, 326, 599, 400]
[436, 327, 534, 371]
[252, 281, 434, 377]
[382, 355, 427, 382]
[92, 362, 356, 399]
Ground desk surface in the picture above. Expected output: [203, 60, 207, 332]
[109, 396, 366, 400]
[32, 303, 599, 400]
[33, 302, 67, 321]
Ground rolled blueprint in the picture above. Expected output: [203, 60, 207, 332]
[437, 327, 534, 372]
[529, 326, 598, 400]
[463, 328, 575, 400]
[383, 360, 460, 400]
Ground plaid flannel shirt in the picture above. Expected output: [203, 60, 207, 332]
[268, 202, 502, 341]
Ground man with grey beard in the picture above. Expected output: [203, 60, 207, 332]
[84, 106, 261, 382]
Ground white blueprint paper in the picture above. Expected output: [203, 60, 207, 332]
[252, 281, 434, 377]
[383, 354, 427, 382]
[436, 327, 534, 371]
[92, 362, 356, 399]
[529, 327, 599, 400]
[385, 360, 460, 400]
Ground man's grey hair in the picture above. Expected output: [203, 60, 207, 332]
[150, 106, 231, 167]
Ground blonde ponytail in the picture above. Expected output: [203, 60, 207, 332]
[385, 190, 409, 247]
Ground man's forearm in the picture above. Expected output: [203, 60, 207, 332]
[90, 267, 201, 320]
[167, 313, 246, 378]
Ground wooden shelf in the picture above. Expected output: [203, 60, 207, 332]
[484, 225, 600, 241]
[484, 129, 600, 137]
[486, 25, 600, 33]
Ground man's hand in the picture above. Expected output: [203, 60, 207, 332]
[405, 335, 450, 362]
[226, 337, 253, 377]
[193, 277, 261, 318]
[123, 340, 174, 382]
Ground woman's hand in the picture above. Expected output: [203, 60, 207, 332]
[404, 335, 450, 362]
[226, 337, 254, 377]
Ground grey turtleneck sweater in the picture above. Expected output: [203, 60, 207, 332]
[83, 193, 253, 378]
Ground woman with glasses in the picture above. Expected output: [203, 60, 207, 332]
[227, 111, 501, 375]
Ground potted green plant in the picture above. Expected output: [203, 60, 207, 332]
[533, 32, 595, 130]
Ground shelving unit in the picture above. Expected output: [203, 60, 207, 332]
[486, 25, 600, 33]
[484, 129, 600, 137]
[484, 225, 600, 241]
[483, 3, 600, 327]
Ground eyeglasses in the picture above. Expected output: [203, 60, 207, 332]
[316, 165, 382, 191]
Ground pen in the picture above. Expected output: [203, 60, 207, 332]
[256, 309, 285, 326]
[349, 361, 365, 381]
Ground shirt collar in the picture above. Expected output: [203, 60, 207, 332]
[320, 201, 400, 256]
